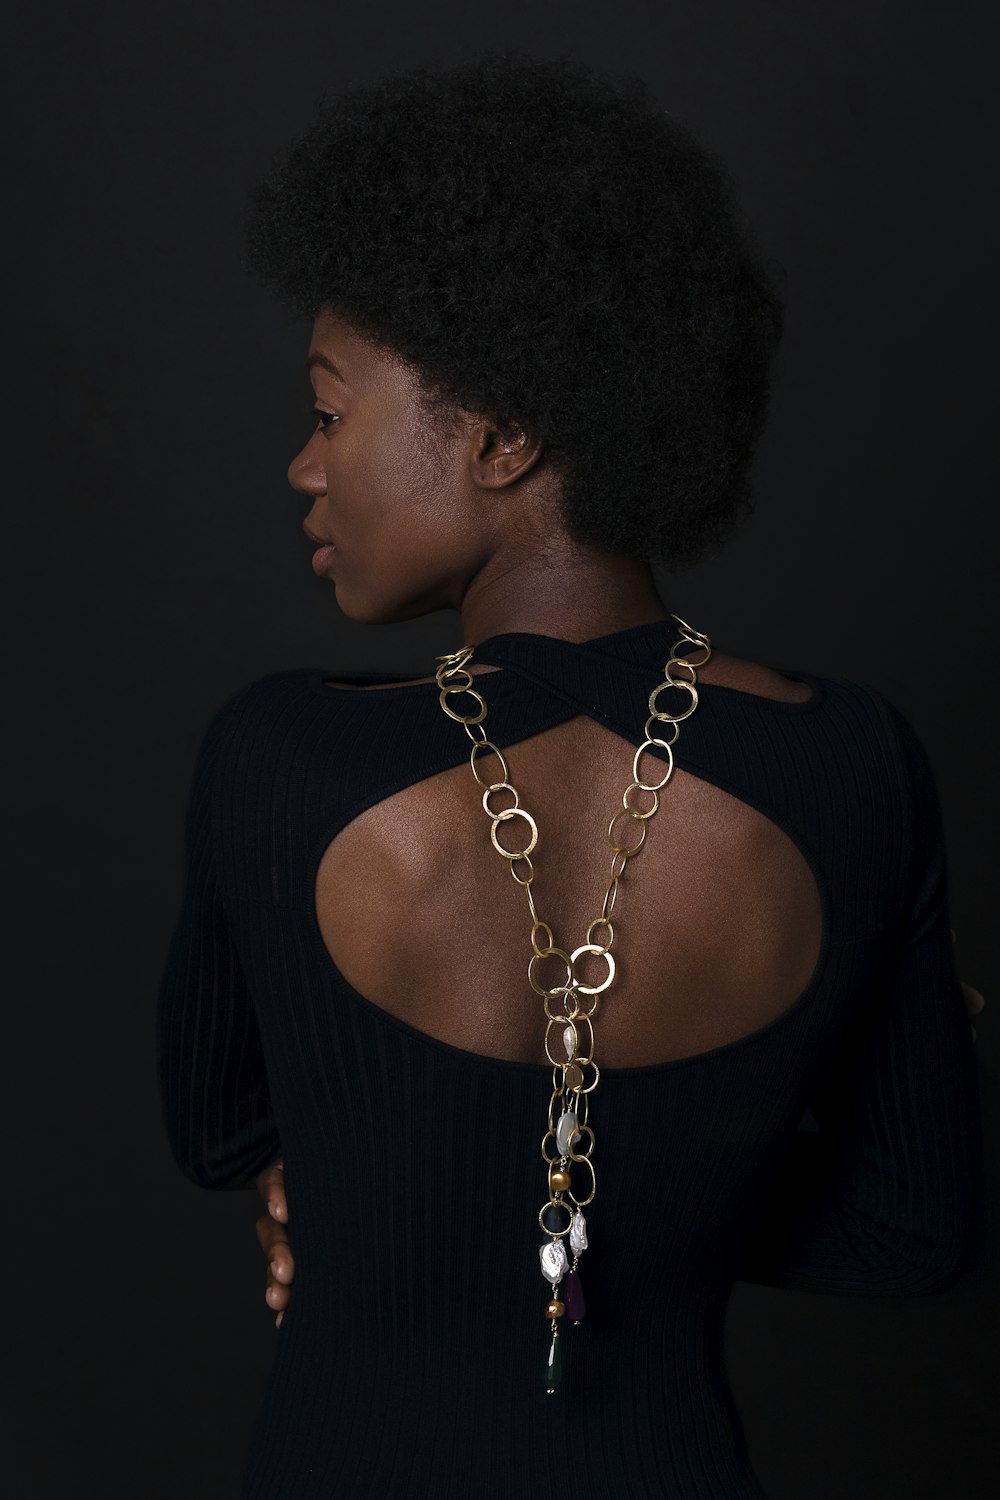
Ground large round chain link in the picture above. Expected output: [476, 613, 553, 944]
[434, 613, 711, 1328]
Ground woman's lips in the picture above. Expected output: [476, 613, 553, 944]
[311, 543, 337, 576]
[303, 520, 336, 574]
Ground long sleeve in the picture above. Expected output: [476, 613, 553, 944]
[734, 702, 986, 1295]
[155, 689, 282, 1190]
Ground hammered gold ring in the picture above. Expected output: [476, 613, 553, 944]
[608, 807, 648, 857]
[438, 684, 488, 724]
[490, 806, 537, 859]
[648, 678, 698, 723]
[470, 739, 510, 789]
[529, 946, 574, 999]
[483, 781, 520, 817]
[570, 943, 616, 995]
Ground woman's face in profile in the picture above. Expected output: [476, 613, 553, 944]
[289, 309, 505, 626]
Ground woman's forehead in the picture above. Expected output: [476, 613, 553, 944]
[307, 311, 409, 394]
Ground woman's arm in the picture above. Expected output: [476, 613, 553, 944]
[734, 703, 986, 1295]
[155, 689, 283, 1190]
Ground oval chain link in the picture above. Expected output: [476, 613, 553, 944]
[434, 614, 711, 1308]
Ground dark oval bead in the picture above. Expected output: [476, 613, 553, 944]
[564, 1267, 586, 1323]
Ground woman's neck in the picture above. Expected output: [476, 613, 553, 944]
[457, 546, 671, 646]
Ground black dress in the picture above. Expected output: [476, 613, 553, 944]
[156, 617, 984, 1498]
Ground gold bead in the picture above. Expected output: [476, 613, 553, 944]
[545, 1299, 565, 1318]
[549, 1167, 571, 1192]
[564, 1062, 584, 1090]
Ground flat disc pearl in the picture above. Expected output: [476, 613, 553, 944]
[555, 1110, 580, 1155]
[539, 1237, 569, 1285]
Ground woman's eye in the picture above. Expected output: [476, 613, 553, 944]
[308, 406, 340, 432]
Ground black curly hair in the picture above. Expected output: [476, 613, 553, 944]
[242, 52, 785, 571]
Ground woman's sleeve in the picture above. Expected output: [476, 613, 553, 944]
[733, 702, 986, 1295]
[155, 690, 283, 1190]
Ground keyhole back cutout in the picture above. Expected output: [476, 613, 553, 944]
[311, 656, 825, 1070]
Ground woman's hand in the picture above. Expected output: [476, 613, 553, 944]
[255, 1157, 294, 1328]
[953, 929, 986, 1040]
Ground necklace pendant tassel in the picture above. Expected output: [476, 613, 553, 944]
[544, 1327, 562, 1392]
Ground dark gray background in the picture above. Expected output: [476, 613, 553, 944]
[7, 2, 997, 1495]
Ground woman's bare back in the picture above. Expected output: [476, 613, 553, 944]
[314, 650, 823, 1068]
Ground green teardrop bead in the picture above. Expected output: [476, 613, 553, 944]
[544, 1331, 562, 1392]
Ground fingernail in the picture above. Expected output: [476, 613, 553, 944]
[270, 1260, 281, 1279]
[276, 1311, 284, 1328]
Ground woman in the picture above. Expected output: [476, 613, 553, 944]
[156, 53, 985, 1498]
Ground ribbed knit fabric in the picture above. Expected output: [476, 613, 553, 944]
[156, 617, 984, 1499]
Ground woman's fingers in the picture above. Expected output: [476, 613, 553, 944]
[255, 1156, 288, 1223]
[960, 983, 983, 1042]
[961, 981, 985, 1017]
[254, 1157, 294, 1324]
[962, 981, 984, 1039]
[256, 1208, 296, 1324]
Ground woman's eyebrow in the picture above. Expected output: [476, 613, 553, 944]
[306, 352, 350, 385]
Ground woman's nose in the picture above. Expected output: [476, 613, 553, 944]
[287, 438, 324, 496]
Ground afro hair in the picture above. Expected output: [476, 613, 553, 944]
[242, 52, 785, 571]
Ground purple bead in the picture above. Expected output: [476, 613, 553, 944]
[564, 1267, 586, 1323]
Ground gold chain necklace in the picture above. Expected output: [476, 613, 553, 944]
[433, 612, 712, 1393]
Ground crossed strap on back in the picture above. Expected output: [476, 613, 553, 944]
[470, 619, 688, 748]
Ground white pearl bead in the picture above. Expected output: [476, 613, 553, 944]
[556, 1109, 580, 1155]
[570, 1209, 588, 1255]
[539, 1238, 569, 1285]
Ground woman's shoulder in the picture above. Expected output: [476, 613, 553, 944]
[192, 667, 319, 762]
[700, 650, 935, 789]
[705, 648, 910, 719]
[200, 666, 314, 723]
[694, 649, 814, 703]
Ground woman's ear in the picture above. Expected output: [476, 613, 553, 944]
[471, 423, 543, 488]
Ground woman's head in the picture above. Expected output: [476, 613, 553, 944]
[285, 306, 553, 626]
[244, 52, 784, 621]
